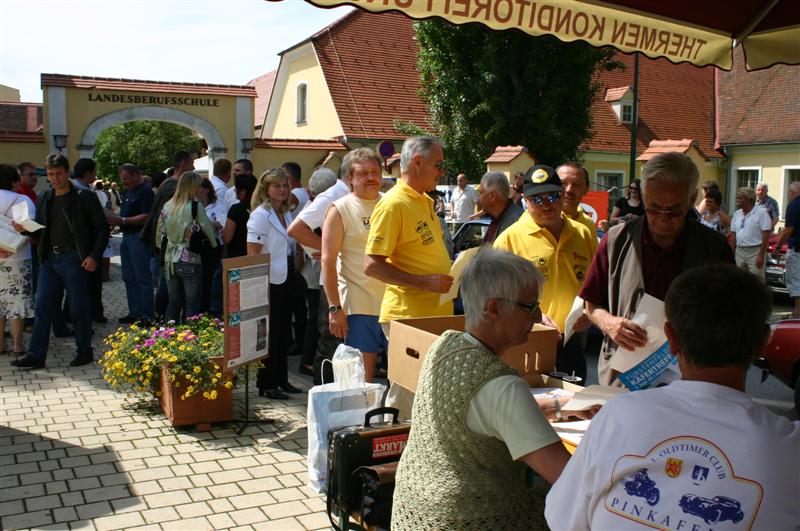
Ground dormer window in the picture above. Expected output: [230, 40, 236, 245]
[605, 86, 635, 125]
[296, 82, 308, 125]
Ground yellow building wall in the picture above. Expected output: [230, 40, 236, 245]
[485, 153, 536, 183]
[250, 147, 343, 183]
[0, 141, 48, 167]
[269, 48, 344, 140]
[44, 86, 243, 164]
[727, 145, 800, 216]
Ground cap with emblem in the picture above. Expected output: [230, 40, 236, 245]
[523, 165, 562, 197]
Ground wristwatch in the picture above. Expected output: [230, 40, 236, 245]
[553, 397, 564, 422]
[328, 305, 342, 313]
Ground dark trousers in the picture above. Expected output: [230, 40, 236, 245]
[200, 245, 222, 316]
[29, 251, 93, 361]
[89, 264, 104, 319]
[290, 275, 308, 355]
[312, 288, 343, 385]
[301, 288, 320, 367]
[555, 332, 588, 382]
[257, 263, 295, 391]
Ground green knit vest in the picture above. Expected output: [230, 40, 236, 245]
[391, 331, 547, 530]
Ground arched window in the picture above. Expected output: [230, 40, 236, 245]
[296, 82, 308, 124]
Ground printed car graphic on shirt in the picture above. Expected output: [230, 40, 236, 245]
[679, 494, 744, 525]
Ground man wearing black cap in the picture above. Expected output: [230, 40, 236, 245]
[494, 164, 596, 379]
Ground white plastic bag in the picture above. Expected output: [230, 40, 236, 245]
[331, 343, 366, 388]
[306, 381, 385, 493]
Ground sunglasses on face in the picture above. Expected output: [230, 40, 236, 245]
[529, 191, 562, 205]
[630, 186, 640, 192]
[498, 298, 541, 315]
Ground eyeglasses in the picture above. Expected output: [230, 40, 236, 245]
[629, 187, 640, 192]
[498, 298, 540, 315]
[645, 207, 687, 219]
[529, 191, 562, 205]
[434, 160, 445, 171]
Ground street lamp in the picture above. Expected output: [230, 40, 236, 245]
[240, 138, 255, 159]
[53, 134, 68, 154]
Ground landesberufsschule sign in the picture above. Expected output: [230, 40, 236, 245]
[87, 93, 220, 107]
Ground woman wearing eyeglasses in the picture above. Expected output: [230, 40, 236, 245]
[610, 178, 645, 226]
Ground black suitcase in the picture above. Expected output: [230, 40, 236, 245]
[327, 407, 411, 530]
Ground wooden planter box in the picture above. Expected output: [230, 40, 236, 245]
[159, 360, 234, 428]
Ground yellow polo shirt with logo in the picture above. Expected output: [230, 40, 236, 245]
[493, 211, 595, 330]
[366, 180, 454, 323]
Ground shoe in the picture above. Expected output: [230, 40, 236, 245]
[280, 382, 302, 394]
[92, 315, 109, 324]
[118, 315, 138, 324]
[298, 364, 314, 376]
[11, 355, 45, 369]
[69, 353, 94, 367]
[263, 388, 289, 400]
[54, 328, 74, 338]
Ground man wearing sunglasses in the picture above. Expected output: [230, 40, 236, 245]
[579, 152, 733, 386]
[494, 164, 596, 380]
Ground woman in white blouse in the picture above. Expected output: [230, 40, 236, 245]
[246, 168, 301, 400]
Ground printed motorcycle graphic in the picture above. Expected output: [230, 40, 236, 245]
[679, 494, 745, 525]
[623, 469, 661, 506]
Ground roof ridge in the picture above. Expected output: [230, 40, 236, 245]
[40, 73, 254, 90]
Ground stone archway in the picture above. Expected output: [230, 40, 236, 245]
[78, 106, 227, 164]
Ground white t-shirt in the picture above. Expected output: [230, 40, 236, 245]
[209, 175, 230, 228]
[731, 206, 771, 247]
[246, 206, 295, 285]
[223, 186, 238, 217]
[545, 380, 800, 531]
[451, 185, 479, 222]
[291, 187, 310, 213]
[0, 190, 35, 262]
[297, 179, 350, 234]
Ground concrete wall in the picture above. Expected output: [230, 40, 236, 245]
[0, 140, 48, 168]
[726, 144, 800, 219]
[249, 147, 343, 183]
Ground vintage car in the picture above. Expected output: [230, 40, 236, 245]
[756, 319, 800, 413]
[766, 234, 788, 293]
[679, 494, 744, 525]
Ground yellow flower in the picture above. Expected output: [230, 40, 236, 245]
[193, 366, 201, 373]
[224, 381, 233, 389]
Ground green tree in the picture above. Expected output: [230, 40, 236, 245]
[411, 21, 619, 180]
[94, 121, 203, 181]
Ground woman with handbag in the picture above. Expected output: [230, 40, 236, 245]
[246, 168, 301, 399]
[0, 164, 36, 355]
[156, 171, 217, 323]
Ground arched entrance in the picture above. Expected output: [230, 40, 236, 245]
[42, 73, 256, 166]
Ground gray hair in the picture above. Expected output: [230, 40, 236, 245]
[789, 181, 800, 194]
[737, 187, 756, 203]
[308, 167, 338, 196]
[480, 171, 510, 198]
[756, 182, 768, 191]
[400, 136, 443, 172]
[641, 152, 699, 202]
[341, 147, 383, 180]
[461, 247, 544, 329]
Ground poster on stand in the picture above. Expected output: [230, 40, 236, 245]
[222, 254, 270, 371]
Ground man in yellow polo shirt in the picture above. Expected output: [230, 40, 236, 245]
[494, 164, 596, 380]
[365, 136, 454, 419]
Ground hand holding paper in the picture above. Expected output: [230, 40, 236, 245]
[12, 202, 44, 232]
[438, 246, 479, 305]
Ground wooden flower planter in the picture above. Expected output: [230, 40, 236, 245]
[159, 360, 234, 428]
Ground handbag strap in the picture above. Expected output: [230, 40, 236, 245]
[191, 200, 198, 221]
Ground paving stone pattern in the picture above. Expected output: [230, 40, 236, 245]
[0, 261, 330, 530]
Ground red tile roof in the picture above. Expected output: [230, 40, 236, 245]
[718, 46, 800, 145]
[0, 101, 43, 134]
[255, 138, 347, 150]
[637, 139, 708, 161]
[581, 53, 722, 159]
[308, 10, 430, 141]
[484, 146, 533, 163]
[41, 74, 257, 97]
[604, 86, 632, 102]
[249, 70, 276, 129]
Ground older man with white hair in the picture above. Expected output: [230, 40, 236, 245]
[580, 152, 733, 386]
[732, 187, 771, 281]
[756, 181, 780, 230]
[774, 180, 800, 317]
[477, 171, 523, 244]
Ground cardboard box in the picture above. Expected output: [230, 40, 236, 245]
[388, 315, 560, 393]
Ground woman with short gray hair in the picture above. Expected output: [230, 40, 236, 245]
[392, 247, 597, 530]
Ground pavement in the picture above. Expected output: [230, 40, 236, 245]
[1, 260, 328, 531]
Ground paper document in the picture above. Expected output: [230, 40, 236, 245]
[563, 384, 628, 411]
[439, 246, 479, 305]
[552, 419, 591, 447]
[562, 296, 585, 345]
[12, 202, 44, 232]
[610, 294, 680, 390]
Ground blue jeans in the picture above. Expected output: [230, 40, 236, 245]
[29, 251, 92, 361]
[165, 262, 203, 323]
[120, 233, 154, 320]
